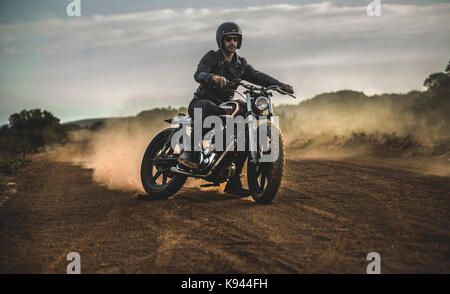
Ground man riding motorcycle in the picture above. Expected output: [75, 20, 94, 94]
[178, 22, 294, 196]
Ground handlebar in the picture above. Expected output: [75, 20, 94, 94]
[225, 79, 296, 99]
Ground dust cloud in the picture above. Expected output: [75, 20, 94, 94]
[278, 90, 449, 158]
[48, 118, 166, 193]
[47, 89, 449, 192]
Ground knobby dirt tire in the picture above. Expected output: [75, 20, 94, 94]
[247, 121, 285, 204]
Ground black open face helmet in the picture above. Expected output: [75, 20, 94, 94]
[216, 22, 242, 49]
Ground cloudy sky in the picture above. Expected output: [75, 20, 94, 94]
[0, 0, 449, 123]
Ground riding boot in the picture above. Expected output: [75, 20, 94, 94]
[224, 175, 250, 196]
[178, 151, 200, 169]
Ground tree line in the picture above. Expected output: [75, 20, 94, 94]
[0, 109, 69, 173]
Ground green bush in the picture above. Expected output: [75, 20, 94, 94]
[0, 109, 67, 173]
[0, 158, 25, 174]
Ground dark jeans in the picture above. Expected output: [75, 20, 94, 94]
[187, 98, 247, 177]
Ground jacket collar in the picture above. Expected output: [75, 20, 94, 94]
[215, 49, 241, 65]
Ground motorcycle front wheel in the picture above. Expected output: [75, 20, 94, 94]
[247, 121, 285, 204]
[140, 128, 187, 199]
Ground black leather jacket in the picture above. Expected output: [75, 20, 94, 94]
[193, 49, 284, 105]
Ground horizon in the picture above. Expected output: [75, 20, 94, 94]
[61, 86, 427, 125]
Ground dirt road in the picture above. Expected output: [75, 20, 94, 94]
[0, 153, 449, 273]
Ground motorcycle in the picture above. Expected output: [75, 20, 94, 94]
[140, 79, 296, 204]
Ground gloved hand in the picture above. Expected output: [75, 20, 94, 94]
[281, 84, 294, 94]
[211, 75, 227, 88]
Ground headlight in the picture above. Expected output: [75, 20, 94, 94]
[255, 96, 269, 111]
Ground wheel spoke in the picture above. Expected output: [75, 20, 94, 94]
[264, 163, 272, 180]
[256, 167, 263, 177]
[153, 170, 162, 182]
[162, 173, 168, 185]
[256, 162, 272, 190]
[261, 173, 266, 188]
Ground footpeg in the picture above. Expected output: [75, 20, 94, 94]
[170, 165, 190, 175]
[176, 164, 190, 172]
[200, 183, 220, 188]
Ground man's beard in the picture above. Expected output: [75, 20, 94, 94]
[223, 46, 236, 56]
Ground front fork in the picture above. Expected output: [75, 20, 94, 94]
[246, 93, 274, 164]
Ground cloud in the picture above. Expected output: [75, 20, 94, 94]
[0, 1, 449, 123]
[1, 2, 449, 55]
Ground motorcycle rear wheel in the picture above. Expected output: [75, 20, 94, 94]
[140, 128, 187, 199]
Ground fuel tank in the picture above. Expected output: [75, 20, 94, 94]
[218, 99, 247, 116]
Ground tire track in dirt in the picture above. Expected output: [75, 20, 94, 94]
[0, 155, 449, 273]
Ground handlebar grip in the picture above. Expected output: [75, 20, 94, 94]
[211, 79, 236, 89]
[275, 88, 296, 98]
